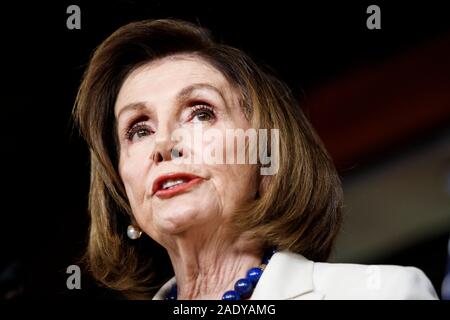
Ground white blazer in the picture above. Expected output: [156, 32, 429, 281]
[153, 250, 439, 300]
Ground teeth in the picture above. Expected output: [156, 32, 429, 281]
[161, 179, 187, 190]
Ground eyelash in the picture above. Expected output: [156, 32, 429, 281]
[189, 104, 216, 123]
[124, 104, 216, 142]
[125, 121, 153, 141]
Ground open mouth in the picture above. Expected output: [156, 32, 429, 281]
[152, 173, 204, 199]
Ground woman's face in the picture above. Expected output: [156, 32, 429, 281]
[115, 54, 258, 246]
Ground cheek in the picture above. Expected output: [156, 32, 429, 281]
[212, 164, 258, 206]
[200, 122, 258, 204]
[118, 145, 151, 206]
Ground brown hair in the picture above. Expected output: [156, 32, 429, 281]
[73, 19, 343, 299]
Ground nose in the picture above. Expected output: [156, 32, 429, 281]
[151, 131, 184, 164]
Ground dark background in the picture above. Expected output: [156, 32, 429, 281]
[1, 0, 449, 299]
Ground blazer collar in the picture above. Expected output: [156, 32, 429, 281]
[153, 276, 176, 300]
[250, 250, 318, 300]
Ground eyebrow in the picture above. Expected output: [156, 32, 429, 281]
[115, 102, 147, 120]
[115, 83, 227, 120]
[176, 83, 227, 104]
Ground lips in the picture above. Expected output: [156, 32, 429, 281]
[152, 173, 204, 199]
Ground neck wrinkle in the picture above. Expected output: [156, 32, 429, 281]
[167, 232, 263, 300]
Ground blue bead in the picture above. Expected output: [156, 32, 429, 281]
[234, 278, 253, 298]
[165, 284, 177, 300]
[246, 267, 263, 286]
[222, 290, 240, 300]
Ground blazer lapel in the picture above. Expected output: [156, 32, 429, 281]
[251, 250, 323, 300]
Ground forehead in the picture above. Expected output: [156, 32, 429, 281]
[115, 54, 234, 112]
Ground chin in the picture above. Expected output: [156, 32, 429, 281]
[153, 202, 212, 234]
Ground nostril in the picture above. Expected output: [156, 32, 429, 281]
[153, 146, 182, 163]
[154, 152, 164, 163]
[171, 147, 183, 159]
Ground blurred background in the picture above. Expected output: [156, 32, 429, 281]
[1, 0, 449, 299]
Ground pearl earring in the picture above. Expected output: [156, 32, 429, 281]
[127, 225, 142, 240]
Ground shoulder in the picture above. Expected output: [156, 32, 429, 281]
[265, 251, 438, 300]
[312, 259, 439, 299]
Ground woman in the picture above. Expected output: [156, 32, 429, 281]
[74, 19, 438, 300]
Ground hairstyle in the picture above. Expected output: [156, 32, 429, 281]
[73, 19, 343, 299]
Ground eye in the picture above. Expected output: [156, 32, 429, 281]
[126, 122, 154, 142]
[190, 104, 216, 123]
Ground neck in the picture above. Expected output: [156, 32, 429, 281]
[166, 230, 263, 300]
